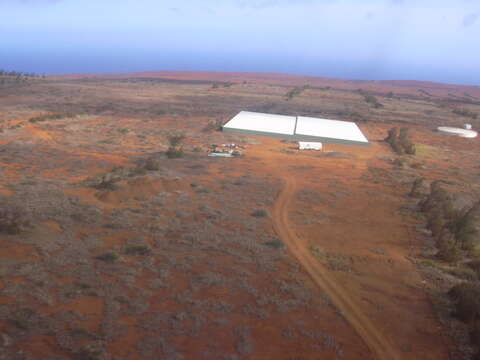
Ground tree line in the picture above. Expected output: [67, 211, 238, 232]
[0, 69, 42, 78]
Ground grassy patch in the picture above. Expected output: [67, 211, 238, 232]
[415, 143, 438, 158]
[310, 245, 352, 272]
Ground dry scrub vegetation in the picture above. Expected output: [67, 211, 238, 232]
[1, 71, 480, 359]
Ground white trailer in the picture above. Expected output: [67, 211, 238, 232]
[298, 141, 323, 150]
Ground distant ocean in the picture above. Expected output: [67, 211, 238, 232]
[2, 49, 479, 86]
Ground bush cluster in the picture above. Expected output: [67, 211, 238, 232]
[409, 177, 426, 198]
[419, 181, 479, 262]
[448, 281, 480, 359]
[144, 157, 161, 171]
[384, 127, 416, 155]
[285, 85, 309, 100]
[95, 252, 118, 263]
[29, 113, 76, 123]
[0, 205, 29, 234]
[251, 209, 268, 218]
[124, 245, 151, 256]
[165, 133, 185, 159]
[202, 118, 223, 132]
[0, 69, 37, 77]
[453, 108, 478, 120]
[166, 147, 184, 159]
[364, 94, 383, 108]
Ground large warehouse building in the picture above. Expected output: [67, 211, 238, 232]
[223, 111, 369, 146]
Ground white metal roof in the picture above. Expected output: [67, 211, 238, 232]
[223, 111, 295, 136]
[222, 111, 369, 145]
[296, 116, 369, 144]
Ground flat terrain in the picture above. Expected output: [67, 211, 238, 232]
[1, 72, 480, 359]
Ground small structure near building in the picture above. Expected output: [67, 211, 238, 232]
[298, 141, 323, 151]
[464, 124, 472, 130]
[207, 143, 243, 158]
[208, 152, 234, 158]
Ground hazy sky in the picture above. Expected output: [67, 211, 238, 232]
[1, 0, 479, 85]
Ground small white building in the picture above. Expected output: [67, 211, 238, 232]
[298, 141, 323, 150]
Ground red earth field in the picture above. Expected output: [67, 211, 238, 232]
[1, 71, 480, 359]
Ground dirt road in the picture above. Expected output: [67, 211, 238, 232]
[272, 176, 401, 360]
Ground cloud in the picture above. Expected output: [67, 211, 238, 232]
[463, 12, 479, 27]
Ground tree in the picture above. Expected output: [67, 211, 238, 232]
[364, 94, 383, 108]
[384, 128, 397, 144]
[167, 133, 185, 147]
[449, 202, 480, 251]
[449, 282, 480, 324]
[436, 229, 461, 263]
[409, 177, 426, 198]
[384, 127, 416, 155]
[166, 132, 185, 159]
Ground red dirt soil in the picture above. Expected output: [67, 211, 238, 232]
[2, 71, 477, 359]
[56, 70, 480, 98]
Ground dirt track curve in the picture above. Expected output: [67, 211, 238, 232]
[272, 176, 401, 360]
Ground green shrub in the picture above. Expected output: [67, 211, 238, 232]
[409, 178, 426, 198]
[447, 267, 478, 281]
[251, 209, 268, 218]
[74, 345, 103, 360]
[364, 94, 383, 108]
[265, 239, 283, 249]
[426, 206, 448, 238]
[167, 133, 185, 147]
[448, 282, 480, 323]
[384, 127, 416, 155]
[404, 142, 416, 155]
[165, 133, 185, 158]
[436, 231, 461, 263]
[0, 205, 28, 234]
[11, 308, 35, 330]
[467, 260, 480, 277]
[453, 108, 477, 119]
[203, 119, 223, 132]
[470, 323, 480, 355]
[124, 245, 151, 256]
[94, 176, 117, 190]
[166, 146, 184, 159]
[29, 112, 76, 123]
[144, 157, 160, 171]
[285, 85, 309, 100]
[450, 203, 480, 252]
[95, 252, 118, 263]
